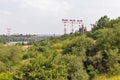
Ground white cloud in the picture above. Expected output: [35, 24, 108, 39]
[1, 0, 120, 34]
[19, 0, 70, 15]
[0, 10, 12, 16]
[0, 0, 19, 2]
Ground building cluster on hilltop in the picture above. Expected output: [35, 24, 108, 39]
[79, 24, 87, 33]
[62, 19, 87, 34]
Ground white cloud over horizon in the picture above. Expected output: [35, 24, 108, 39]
[0, 0, 120, 34]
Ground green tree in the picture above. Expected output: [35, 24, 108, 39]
[92, 15, 110, 32]
[16, 53, 67, 80]
[0, 45, 22, 72]
[62, 35, 94, 58]
[62, 55, 89, 80]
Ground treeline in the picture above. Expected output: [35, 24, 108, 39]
[0, 34, 53, 44]
[0, 15, 120, 80]
[0, 34, 36, 44]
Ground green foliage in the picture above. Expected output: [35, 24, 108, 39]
[92, 15, 110, 31]
[0, 72, 13, 80]
[0, 15, 120, 80]
[63, 35, 94, 57]
[87, 65, 99, 78]
[85, 16, 120, 79]
[16, 53, 68, 80]
[62, 55, 89, 80]
[0, 36, 7, 44]
[104, 49, 120, 75]
[0, 45, 22, 72]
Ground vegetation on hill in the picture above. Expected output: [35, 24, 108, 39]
[0, 15, 120, 80]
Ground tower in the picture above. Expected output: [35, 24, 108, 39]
[62, 19, 84, 34]
[70, 19, 76, 33]
[62, 19, 68, 34]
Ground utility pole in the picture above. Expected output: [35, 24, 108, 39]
[7, 28, 11, 35]
[6, 28, 11, 44]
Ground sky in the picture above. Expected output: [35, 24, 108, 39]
[0, 0, 120, 35]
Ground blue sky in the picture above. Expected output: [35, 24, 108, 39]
[0, 0, 120, 34]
